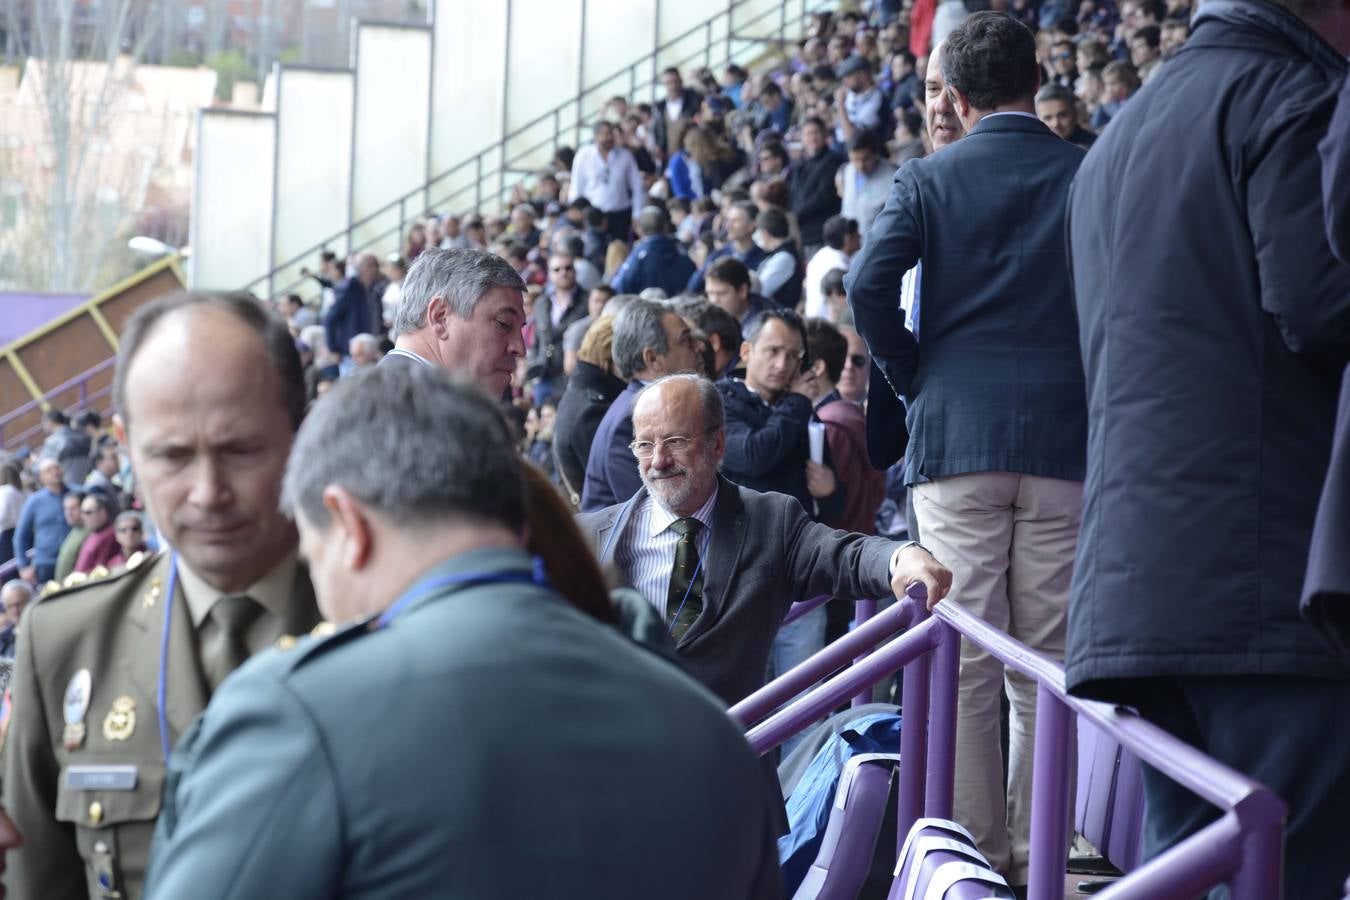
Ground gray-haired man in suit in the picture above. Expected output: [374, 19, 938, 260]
[381, 247, 527, 395]
[578, 373, 952, 710]
[145, 364, 783, 900]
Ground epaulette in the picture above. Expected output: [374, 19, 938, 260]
[37, 551, 161, 603]
[269, 616, 374, 674]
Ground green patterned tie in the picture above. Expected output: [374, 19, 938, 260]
[667, 517, 705, 641]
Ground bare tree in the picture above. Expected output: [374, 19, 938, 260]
[0, 0, 160, 291]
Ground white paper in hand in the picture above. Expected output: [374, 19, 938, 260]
[808, 421, 826, 465]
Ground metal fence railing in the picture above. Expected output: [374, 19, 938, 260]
[0, 358, 117, 453]
[734, 590, 1287, 900]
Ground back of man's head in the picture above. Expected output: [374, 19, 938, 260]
[707, 257, 751, 293]
[673, 296, 743, 358]
[394, 248, 526, 337]
[637, 206, 669, 238]
[611, 298, 671, 380]
[822, 215, 858, 251]
[755, 208, 791, 241]
[282, 365, 524, 534]
[942, 12, 1040, 110]
[804, 318, 847, 384]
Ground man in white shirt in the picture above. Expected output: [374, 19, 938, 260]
[840, 131, 895, 239]
[804, 215, 860, 319]
[568, 121, 646, 245]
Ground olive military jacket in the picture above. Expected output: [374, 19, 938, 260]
[2, 551, 321, 900]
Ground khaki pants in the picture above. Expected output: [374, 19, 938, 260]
[912, 471, 1082, 885]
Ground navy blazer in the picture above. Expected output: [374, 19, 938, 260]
[578, 477, 896, 709]
[846, 114, 1087, 487]
[580, 381, 643, 511]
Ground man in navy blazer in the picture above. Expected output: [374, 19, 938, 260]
[845, 13, 1086, 888]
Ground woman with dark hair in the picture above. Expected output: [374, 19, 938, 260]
[0, 463, 23, 565]
[521, 462, 615, 624]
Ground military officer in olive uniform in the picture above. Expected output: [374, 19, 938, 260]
[2, 291, 323, 900]
[145, 365, 783, 900]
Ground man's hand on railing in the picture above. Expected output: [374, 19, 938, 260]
[889, 543, 953, 611]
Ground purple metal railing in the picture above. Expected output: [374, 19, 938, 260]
[776, 595, 890, 709]
[1, 358, 117, 452]
[734, 591, 1287, 900]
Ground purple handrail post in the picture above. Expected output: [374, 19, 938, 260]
[1027, 685, 1072, 900]
[851, 598, 878, 707]
[925, 615, 960, 819]
[896, 606, 931, 853]
[1228, 790, 1286, 900]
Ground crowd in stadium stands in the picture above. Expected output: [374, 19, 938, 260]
[2, 0, 1349, 896]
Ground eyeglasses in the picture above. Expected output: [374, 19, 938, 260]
[846, 353, 869, 368]
[550, 265, 575, 272]
[629, 427, 719, 459]
[1054, 50, 1074, 60]
[80, 507, 101, 516]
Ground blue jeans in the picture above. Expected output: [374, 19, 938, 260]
[768, 605, 827, 758]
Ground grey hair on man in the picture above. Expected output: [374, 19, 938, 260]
[611, 298, 672, 381]
[2, 579, 34, 609]
[281, 364, 524, 532]
[393, 248, 525, 336]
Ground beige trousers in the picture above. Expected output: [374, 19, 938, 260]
[912, 471, 1082, 886]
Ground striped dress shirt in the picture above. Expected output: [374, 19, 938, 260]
[615, 486, 718, 620]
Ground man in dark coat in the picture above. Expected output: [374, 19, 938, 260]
[553, 325, 626, 506]
[1303, 74, 1350, 657]
[322, 253, 380, 363]
[610, 207, 696, 298]
[789, 116, 846, 250]
[846, 14, 1087, 886]
[1066, 1, 1350, 896]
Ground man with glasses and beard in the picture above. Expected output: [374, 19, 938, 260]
[578, 372, 951, 712]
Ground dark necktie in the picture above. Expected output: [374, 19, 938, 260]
[204, 594, 263, 690]
[666, 517, 705, 641]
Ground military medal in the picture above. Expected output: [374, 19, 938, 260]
[62, 669, 92, 751]
[102, 696, 136, 742]
[142, 577, 162, 610]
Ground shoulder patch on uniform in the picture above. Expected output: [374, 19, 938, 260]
[275, 616, 374, 674]
[37, 552, 163, 604]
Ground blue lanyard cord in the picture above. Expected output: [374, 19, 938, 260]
[664, 529, 713, 638]
[156, 555, 550, 762]
[156, 555, 181, 764]
[375, 558, 551, 629]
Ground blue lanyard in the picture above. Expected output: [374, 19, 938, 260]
[156, 554, 181, 764]
[375, 557, 550, 629]
[155, 553, 549, 762]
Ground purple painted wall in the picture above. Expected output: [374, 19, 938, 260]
[0, 293, 89, 347]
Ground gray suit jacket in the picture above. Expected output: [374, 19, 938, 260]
[145, 548, 781, 900]
[578, 477, 897, 707]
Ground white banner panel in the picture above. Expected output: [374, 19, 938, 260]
[429, 0, 508, 178]
[351, 23, 432, 260]
[506, 0, 583, 136]
[190, 110, 276, 291]
[273, 66, 354, 299]
[582, 0, 656, 92]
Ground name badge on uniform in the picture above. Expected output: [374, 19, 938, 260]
[62, 669, 92, 751]
[64, 765, 139, 792]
